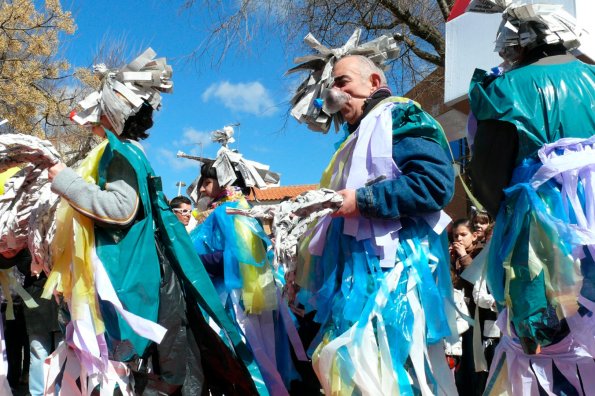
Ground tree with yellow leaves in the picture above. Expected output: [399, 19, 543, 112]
[0, 0, 92, 163]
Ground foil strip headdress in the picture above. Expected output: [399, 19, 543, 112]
[177, 125, 281, 203]
[71, 48, 173, 135]
[467, 0, 583, 53]
[287, 29, 400, 133]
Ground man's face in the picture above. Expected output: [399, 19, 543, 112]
[331, 57, 377, 124]
[173, 203, 192, 226]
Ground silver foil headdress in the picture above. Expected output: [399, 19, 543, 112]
[467, 1, 583, 54]
[287, 29, 400, 133]
[71, 48, 173, 135]
[177, 125, 281, 203]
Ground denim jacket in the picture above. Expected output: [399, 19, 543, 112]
[355, 102, 455, 219]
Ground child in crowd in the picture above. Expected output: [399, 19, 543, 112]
[471, 208, 492, 244]
[450, 218, 483, 396]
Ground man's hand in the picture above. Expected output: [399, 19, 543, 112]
[332, 189, 360, 218]
[48, 162, 66, 181]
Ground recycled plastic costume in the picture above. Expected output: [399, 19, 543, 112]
[0, 134, 64, 396]
[288, 32, 458, 395]
[42, 49, 263, 395]
[186, 129, 306, 396]
[467, 2, 595, 394]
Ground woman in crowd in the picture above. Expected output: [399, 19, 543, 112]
[471, 209, 492, 244]
[450, 218, 482, 396]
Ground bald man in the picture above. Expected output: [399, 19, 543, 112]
[298, 55, 456, 394]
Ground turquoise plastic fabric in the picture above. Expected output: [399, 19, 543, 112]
[487, 158, 591, 347]
[95, 133, 161, 359]
[298, 217, 454, 395]
[469, 59, 595, 348]
[96, 132, 268, 395]
[382, 97, 451, 152]
[190, 201, 302, 391]
[190, 200, 272, 292]
[469, 60, 595, 164]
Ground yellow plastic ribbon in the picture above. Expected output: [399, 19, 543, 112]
[319, 133, 356, 189]
[0, 167, 21, 195]
[43, 140, 109, 334]
[233, 198, 277, 314]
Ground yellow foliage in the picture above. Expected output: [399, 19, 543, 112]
[0, 0, 76, 138]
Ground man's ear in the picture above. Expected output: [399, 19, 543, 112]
[370, 72, 382, 90]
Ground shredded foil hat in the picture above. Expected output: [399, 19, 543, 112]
[177, 125, 281, 203]
[71, 48, 173, 135]
[287, 29, 400, 133]
[467, 1, 583, 53]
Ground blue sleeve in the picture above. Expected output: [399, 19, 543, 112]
[355, 136, 454, 219]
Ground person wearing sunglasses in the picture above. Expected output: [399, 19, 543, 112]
[170, 196, 193, 227]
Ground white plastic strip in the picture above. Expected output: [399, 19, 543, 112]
[91, 249, 167, 344]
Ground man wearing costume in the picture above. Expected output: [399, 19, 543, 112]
[288, 31, 458, 395]
[41, 49, 263, 395]
[467, 1, 595, 394]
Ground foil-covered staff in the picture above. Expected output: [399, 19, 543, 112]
[226, 188, 343, 272]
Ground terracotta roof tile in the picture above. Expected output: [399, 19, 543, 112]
[247, 184, 318, 202]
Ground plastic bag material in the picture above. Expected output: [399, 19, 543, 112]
[303, 217, 457, 395]
[488, 136, 595, 352]
[190, 197, 306, 395]
[94, 137, 162, 360]
[143, 164, 268, 395]
[191, 199, 277, 314]
[469, 61, 595, 163]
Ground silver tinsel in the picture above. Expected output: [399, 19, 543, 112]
[0, 134, 60, 274]
[467, 1, 583, 52]
[226, 188, 343, 272]
[72, 48, 173, 135]
[287, 29, 400, 133]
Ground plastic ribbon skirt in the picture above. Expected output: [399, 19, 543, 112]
[42, 140, 167, 396]
[297, 216, 457, 396]
[484, 136, 595, 394]
[191, 200, 307, 395]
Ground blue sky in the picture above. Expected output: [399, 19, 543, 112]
[61, 0, 338, 199]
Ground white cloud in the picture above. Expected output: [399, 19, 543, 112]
[250, 144, 272, 153]
[202, 81, 277, 116]
[155, 147, 201, 171]
[173, 127, 212, 149]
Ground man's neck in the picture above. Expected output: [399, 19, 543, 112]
[347, 87, 392, 133]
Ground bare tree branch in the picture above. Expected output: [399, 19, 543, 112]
[179, 0, 450, 93]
